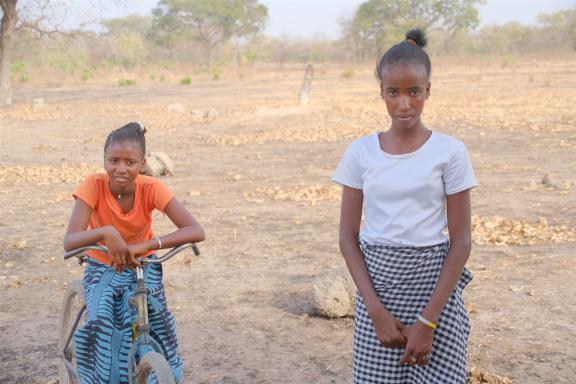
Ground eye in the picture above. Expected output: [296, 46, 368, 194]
[409, 88, 421, 96]
[386, 89, 398, 96]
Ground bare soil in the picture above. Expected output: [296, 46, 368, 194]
[0, 59, 574, 384]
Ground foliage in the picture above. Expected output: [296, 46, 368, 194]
[538, 7, 576, 50]
[180, 76, 191, 84]
[341, 68, 356, 78]
[341, 0, 485, 60]
[118, 78, 136, 86]
[151, 0, 268, 68]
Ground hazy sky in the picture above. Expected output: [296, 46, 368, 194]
[84, 0, 576, 38]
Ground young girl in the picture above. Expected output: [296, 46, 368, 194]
[333, 29, 476, 383]
[64, 122, 205, 383]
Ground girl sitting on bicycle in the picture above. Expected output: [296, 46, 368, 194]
[64, 122, 205, 384]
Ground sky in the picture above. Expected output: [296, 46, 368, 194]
[70, 0, 576, 38]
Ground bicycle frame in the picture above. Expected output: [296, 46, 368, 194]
[61, 243, 199, 383]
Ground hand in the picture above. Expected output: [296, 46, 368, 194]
[126, 242, 150, 269]
[399, 321, 434, 366]
[369, 305, 406, 349]
[102, 226, 129, 273]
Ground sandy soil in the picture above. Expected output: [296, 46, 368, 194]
[0, 59, 574, 384]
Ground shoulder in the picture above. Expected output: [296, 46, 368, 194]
[345, 133, 377, 155]
[430, 132, 468, 154]
[80, 173, 106, 187]
[137, 174, 173, 193]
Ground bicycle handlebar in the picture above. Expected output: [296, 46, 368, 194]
[63, 243, 200, 263]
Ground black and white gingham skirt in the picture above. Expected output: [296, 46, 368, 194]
[354, 239, 473, 384]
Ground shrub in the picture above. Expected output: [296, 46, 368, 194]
[180, 76, 192, 85]
[118, 78, 136, 86]
[341, 68, 356, 79]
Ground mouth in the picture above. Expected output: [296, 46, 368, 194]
[397, 115, 414, 121]
[113, 176, 129, 183]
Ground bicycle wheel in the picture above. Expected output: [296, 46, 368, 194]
[58, 279, 86, 384]
[136, 351, 176, 384]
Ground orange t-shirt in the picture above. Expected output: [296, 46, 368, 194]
[73, 173, 175, 264]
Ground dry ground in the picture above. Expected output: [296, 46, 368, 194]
[0, 58, 574, 383]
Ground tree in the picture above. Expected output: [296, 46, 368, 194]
[151, 0, 268, 68]
[0, 0, 17, 105]
[538, 7, 576, 50]
[341, 0, 485, 61]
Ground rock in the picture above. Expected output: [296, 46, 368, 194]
[45, 379, 58, 384]
[205, 108, 219, 121]
[541, 173, 557, 188]
[144, 151, 174, 177]
[190, 109, 205, 118]
[166, 103, 186, 113]
[312, 265, 356, 318]
[32, 98, 45, 112]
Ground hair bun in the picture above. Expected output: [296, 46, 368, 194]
[135, 121, 147, 135]
[406, 28, 427, 48]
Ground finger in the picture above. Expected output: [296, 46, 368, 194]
[396, 320, 405, 330]
[418, 355, 428, 366]
[399, 348, 412, 365]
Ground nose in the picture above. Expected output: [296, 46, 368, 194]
[398, 95, 410, 111]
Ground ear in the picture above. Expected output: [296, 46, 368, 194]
[139, 157, 147, 175]
[426, 81, 431, 99]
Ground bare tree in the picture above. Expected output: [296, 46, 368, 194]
[0, 0, 17, 105]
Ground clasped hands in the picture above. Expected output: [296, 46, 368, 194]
[370, 306, 434, 366]
[103, 227, 151, 272]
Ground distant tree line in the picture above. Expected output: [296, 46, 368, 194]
[1, 0, 575, 103]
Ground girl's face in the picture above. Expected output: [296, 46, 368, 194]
[104, 141, 146, 190]
[380, 63, 430, 131]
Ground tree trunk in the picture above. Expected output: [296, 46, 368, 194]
[0, 0, 18, 106]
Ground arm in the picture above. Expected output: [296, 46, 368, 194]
[400, 189, 472, 365]
[64, 199, 129, 272]
[339, 185, 406, 348]
[127, 197, 205, 255]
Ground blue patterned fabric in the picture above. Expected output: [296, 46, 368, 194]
[74, 257, 183, 384]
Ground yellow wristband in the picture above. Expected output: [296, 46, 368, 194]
[417, 314, 437, 329]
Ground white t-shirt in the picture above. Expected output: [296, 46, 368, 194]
[332, 131, 477, 247]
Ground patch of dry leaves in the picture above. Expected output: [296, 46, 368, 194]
[467, 367, 513, 384]
[209, 107, 377, 145]
[472, 215, 575, 245]
[245, 184, 341, 205]
[0, 163, 103, 185]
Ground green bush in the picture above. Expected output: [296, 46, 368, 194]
[180, 76, 192, 85]
[212, 66, 222, 80]
[341, 68, 356, 79]
[118, 78, 136, 86]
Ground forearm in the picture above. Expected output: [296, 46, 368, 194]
[152, 224, 205, 250]
[421, 240, 471, 323]
[64, 226, 113, 251]
[340, 235, 386, 316]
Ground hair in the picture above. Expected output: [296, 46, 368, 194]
[375, 28, 431, 81]
[104, 122, 147, 158]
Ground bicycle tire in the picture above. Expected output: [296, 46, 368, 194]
[136, 351, 176, 384]
[58, 279, 85, 384]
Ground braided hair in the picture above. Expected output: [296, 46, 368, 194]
[376, 29, 431, 81]
[104, 122, 147, 158]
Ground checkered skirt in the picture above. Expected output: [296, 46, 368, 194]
[354, 240, 473, 384]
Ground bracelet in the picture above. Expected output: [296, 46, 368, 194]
[154, 237, 162, 250]
[417, 314, 437, 329]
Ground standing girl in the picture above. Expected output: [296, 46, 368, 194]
[64, 122, 205, 383]
[333, 29, 476, 383]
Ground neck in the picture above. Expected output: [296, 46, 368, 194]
[388, 122, 428, 139]
[108, 182, 134, 199]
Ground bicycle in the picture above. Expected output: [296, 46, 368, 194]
[58, 243, 200, 384]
